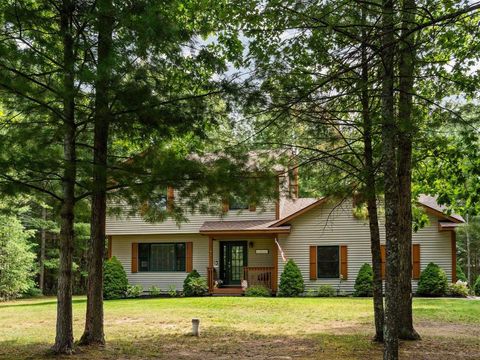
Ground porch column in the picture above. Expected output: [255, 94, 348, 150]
[272, 235, 279, 293]
[208, 236, 214, 292]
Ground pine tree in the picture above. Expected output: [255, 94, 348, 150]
[80, 0, 113, 345]
[0, 0, 90, 352]
[0, 213, 36, 300]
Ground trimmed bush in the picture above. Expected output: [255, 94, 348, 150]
[416, 262, 448, 297]
[245, 285, 271, 297]
[183, 276, 208, 297]
[167, 285, 177, 297]
[278, 259, 304, 297]
[149, 285, 161, 296]
[474, 276, 480, 296]
[183, 270, 201, 296]
[103, 256, 128, 300]
[126, 284, 143, 298]
[354, 263, 373, 297]
[448, 280, 469, 298]
[456, 264, 467, 282]
[317, 285, 335, 297]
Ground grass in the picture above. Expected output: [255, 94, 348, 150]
[0, 296, 479, 359]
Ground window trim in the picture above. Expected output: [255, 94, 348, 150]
[228, 199, 249, 211]
[226, 194, 251, 211]
[138, 242, 187, 273]
[316, 245, 340, 279]
[147, 193, 168, 211]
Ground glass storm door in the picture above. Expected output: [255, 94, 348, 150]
[220, 241, 247, 285]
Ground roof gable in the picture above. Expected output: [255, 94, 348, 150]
[270, 194, 465, 228]
[417, 195, 464, 223]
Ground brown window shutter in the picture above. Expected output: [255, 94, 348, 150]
[275, 175, 280, 219]
[222, 199, 229, 213]
[167, 186, 174, 211]
[186, 242, 193, 273]
[380, 245, 386, 279]
[131, 243, 138, 273]
[340, 245, 348, 279]
[249, 204, 256, 212]
[139, 201, 149, 216]
[292, 167, 299, 198]
[107, 236, 112, 259]
[309, 246, 317, 280]
[412, 244, 421, 280]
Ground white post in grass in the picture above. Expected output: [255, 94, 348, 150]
[192, 318, 200, 336]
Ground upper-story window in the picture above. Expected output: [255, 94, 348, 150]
[146, 186, 174, 212]
[228, 196, 249, 211]
[148, 192, 168, 211]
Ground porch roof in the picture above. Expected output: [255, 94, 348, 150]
[199, 219, 290, 235]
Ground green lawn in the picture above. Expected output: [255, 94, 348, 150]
[0, 296, 479, 359]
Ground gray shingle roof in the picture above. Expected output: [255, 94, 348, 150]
[417, 195, 464, 222]
[199, 194, 464, 234]
[279, 197, 319, 218]
[199, 219, 290, 233]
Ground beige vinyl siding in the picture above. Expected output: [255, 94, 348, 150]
[248, 239, 275, 267]
[277, 199, 453, 294]
[106, 196, 276, 235]
[112, 235, 275, 290]
[210, 237, 274, 272]
[111, 197, 454, 294]
[412, 217, 452, 287]
[111, 234, 208, 291]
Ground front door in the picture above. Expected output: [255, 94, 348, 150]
[220, 241, 248, 285]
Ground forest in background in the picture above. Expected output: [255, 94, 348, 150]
[0, 0, 479, 358]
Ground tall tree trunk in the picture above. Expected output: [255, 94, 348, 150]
[381, 0, 400, 358]
[466, 213, 471, 285]
[40, 207, 46, 294]
[52, 0, 76, 354]
[397, 0, 420, 341]
[366, 172, 385, 343]
[79, 0, 113, 346]
[360, 7, 384, 342]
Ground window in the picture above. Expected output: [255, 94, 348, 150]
[138, 243, 186, 272]
[148, 192, 168, 211]
[228, 196, 249, 210]
[317, 246, 339, 278]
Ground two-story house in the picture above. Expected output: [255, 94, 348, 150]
[106, 170, 463, 295]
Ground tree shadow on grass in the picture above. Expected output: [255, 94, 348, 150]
[0, 298, 86, 309]
[2, 326, 477, 360]
[0, 328, 382, 360]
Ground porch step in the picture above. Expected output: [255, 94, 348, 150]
[212, 287, 244, 296]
